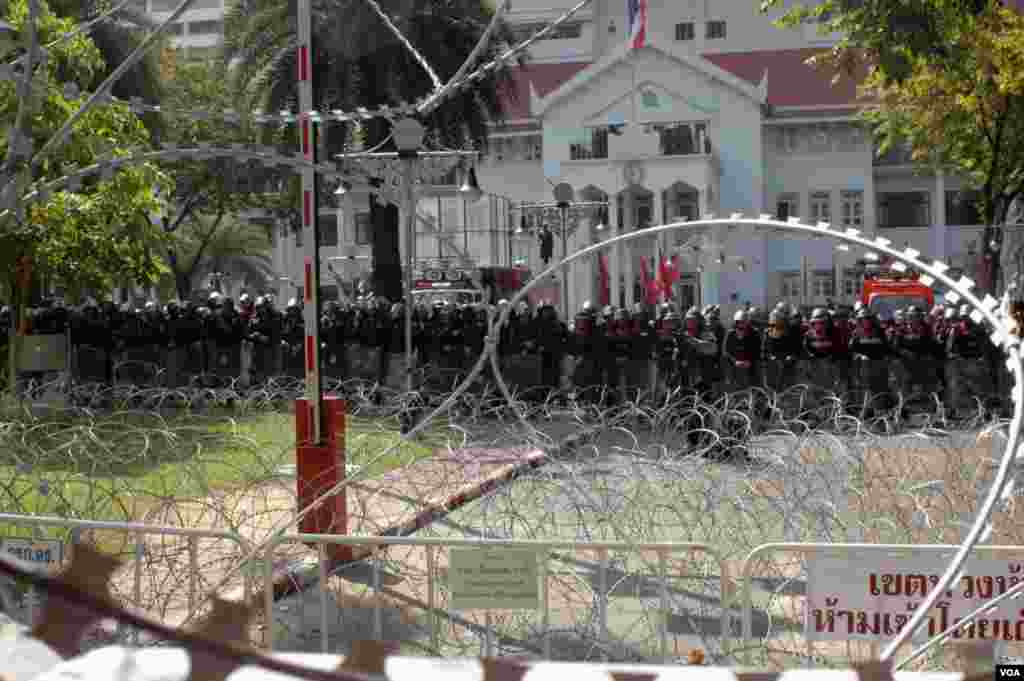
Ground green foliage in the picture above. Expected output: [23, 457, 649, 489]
[0, 0, 170, 300]
[761, 0, 1024, 290]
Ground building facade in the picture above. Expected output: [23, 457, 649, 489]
[133, 0, 225, 61]
[284, 0, 1022, 317]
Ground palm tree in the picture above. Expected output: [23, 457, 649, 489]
[160, 212, 276, 301]
[222, 0, 524, 301]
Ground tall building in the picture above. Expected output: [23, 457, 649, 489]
[287, 0, 1024, 315]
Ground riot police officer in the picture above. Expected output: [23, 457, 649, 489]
[762, 306, 799, 393]
[891, 305, 943, 404]
[945, 304, 991, 418]
[724, 309, 760, 393]
[849, 307, 894, 415]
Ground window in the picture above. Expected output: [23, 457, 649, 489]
[706, 20, 726, 39]
[840, 190, 863, 228]
[675, 22, 695, 41]
[945, 190, 983, 226]
[782, 274, 801, 299]
[659, 122, 708, 155]
[774, 126, 803, 154]
[188, 20, 223, 35]
[295, 225, 302, 248]
[511, 22, 582, 42]
[809, 191, 831, 223]
[354, 212, 372, 245]
[318, 214, 338, 247]
[813, 273, 835, 298]
[842, 268, 863, 297]
[835, 124, 867, 152]
[777, 194, 799, 221]
[806, 123, 832, 153]
[878, 191, 931, 228]
[608, 19, 616, 33]
[569, 128, 608, 160]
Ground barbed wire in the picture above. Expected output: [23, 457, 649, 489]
[0, 375, 1013, 667]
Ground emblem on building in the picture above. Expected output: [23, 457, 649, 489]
[624, 161, 645, 185]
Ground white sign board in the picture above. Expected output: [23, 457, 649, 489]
[448, 547, 539, 611]
[0, 538, 64, 573]
[807, 547, 1024, 642]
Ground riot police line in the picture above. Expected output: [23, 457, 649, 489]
[0, 293, 1011, 420]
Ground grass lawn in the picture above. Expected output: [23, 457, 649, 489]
[0, 407, 443, 540]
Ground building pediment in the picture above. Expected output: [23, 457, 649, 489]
[584, 81, 721, 127]
[535, 40, 765, 119]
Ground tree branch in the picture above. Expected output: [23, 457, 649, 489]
[185, 210, 227, 279]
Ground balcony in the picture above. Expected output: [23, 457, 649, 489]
[569, 128, 608, 161]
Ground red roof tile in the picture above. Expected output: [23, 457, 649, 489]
[704, 48, 868, 108]
[496, 61, 591, 120]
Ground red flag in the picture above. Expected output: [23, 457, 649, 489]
[658, 256, 672, 299]
[598, 254, 610, 306]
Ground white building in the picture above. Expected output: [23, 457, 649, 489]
[281, 0, 1023, 317]
[133, 0, 225, 61]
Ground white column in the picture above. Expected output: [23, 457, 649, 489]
[609, 193, 621, 307]
[933, 169, 947, 262]
[623, 189, 635, 307]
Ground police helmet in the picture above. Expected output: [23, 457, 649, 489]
[685, 306, 701, 320]
[734, 309, 748, 323]
[906, 305, 924, 319]
[811, 307, 829, 322]
[239, 293, 252, 306]
[959, 304, 971, 319]
[581, 300, 594, 314]
[944, 307, 957, 321]
[856, 307, 874, 320]
[768, 309, 786, 324]
[601, 305, 614, 318]
[208, 291, 223, 306]
[287, 297, 299, 309]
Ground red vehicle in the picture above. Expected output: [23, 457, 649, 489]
[861, 268, 935, 318]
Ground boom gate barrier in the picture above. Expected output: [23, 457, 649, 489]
[263, 534, 728, 660]
[738, 542, 1024, 667]
[0, 513, 252, 640]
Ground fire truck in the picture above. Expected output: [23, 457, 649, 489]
[861, 266, 935, 318]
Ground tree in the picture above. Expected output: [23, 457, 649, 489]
[152, 57, 289, 300]
[0, 0, 170, 302]
[763, 0, 1024, 293]
[222, 0, 523, 301]
[157, 212, 275, 301]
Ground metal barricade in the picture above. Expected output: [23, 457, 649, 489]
[0, 513, 251, 640]
[263, 535, 727, 661]
[738, 542, 1024, 667]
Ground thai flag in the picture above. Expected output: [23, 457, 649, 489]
[627, 0, 647, 49]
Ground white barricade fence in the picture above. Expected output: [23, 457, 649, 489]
[0, 513, 252, 642]
[738, 543, 1024, 667]
[263, 535, 729, 662]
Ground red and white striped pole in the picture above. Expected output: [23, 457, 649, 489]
[296, 0, 322, 443]
[294, 0, 348, 550]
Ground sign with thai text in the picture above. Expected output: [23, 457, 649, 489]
[806, 547, 1024, 642]
[448, 547, 539, 610]
[0, 537, 63, 573]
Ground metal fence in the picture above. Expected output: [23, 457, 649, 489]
[0, 513, 252, 642]
[262, 535, 728, 662]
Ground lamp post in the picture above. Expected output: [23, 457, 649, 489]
[518, 186, 608, 320]
[335, 117, 478, 397]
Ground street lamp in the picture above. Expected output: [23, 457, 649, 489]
[336, 117, 477, 397]
[518, 188, 608, 320]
